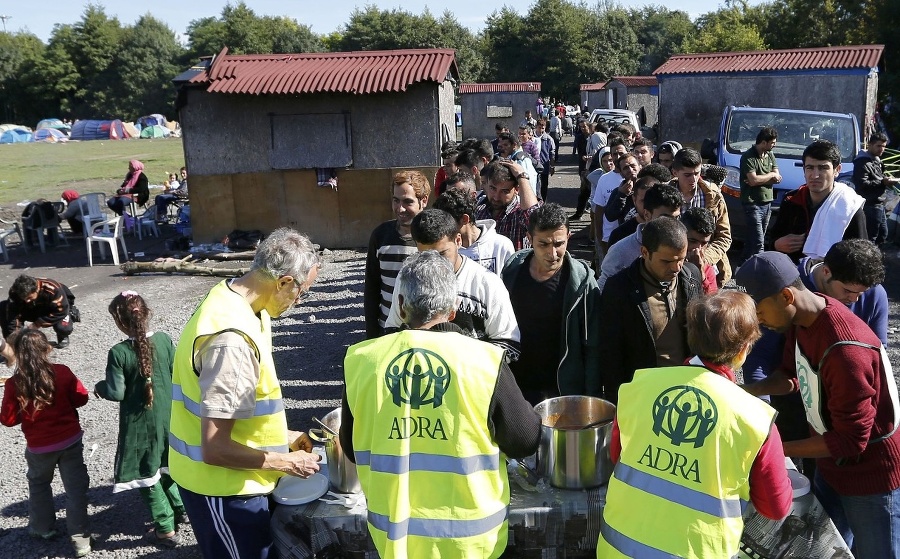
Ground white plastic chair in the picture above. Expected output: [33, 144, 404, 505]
[86, 215, 127, 266]
[77, 192, 108, 239]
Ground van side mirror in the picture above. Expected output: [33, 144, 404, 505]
[700, 138, 717, 162]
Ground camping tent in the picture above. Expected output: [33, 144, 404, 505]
[36, 118, 71, 134]
[32, 128, 68, 143]
[137, 114, 167, 128]
[0, 129, 34, 143]
[0, 124, 31, 134]
[70, 119, 130, 140]
[140, 125, 170, 139]
[123, 122, 140, 138]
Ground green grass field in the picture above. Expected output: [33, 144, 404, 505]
[0, 138, 185, 206]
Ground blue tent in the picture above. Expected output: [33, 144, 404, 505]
[33, 128, 68, 142]
[70, 119, 129, 140]
[0, 129, 33, 143]
[137, 114, 167, 128]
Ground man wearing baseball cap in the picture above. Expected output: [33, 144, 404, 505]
[736, 251, 900, 557]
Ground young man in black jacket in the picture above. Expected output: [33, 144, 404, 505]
[597, 217, 701, 403]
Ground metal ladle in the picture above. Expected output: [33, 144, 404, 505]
[312, 416, 339, 437]
[578, 417, 613, 430]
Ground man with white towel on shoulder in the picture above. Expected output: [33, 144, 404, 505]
[768, 140, 867, 262]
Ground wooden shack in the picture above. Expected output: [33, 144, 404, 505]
[175, 47, 459, 248]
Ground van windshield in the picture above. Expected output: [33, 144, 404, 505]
[725, 110, 856, 163]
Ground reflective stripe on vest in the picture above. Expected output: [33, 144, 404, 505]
[599, 510, 740, 559]
[354, 451, 500, 475]
[614, 462, 746, 518]
[169, 281, 288, 496]
[369, 507, 508, 540]
[172, 384, 285, 418]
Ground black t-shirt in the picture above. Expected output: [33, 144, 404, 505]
[509, 255, 568, 404]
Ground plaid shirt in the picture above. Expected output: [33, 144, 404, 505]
[475, 197, 540, 251]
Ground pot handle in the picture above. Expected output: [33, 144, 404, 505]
[308, 428, 333, 443]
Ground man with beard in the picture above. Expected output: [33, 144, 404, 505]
[598, 218, 701, 403]
[475, 160, 540, 251]
[737, 251, 900, 558]
[363, 170, 430, 338]
[501, 203, 600, 405]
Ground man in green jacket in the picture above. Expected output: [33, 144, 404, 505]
[501, 203, 601, 404]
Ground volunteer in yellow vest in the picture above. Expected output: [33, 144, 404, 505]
[598, 291, 792, 558]
[169, 228, 322, 559]
[340, 250, 541, 559]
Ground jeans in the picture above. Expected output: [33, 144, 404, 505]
[864, 203, 888, 245]
[25, 440, 91, 549]
[740, 201, 771, 265]
[814, 470, 900, 557]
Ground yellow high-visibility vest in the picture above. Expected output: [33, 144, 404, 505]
[598, 365, 775, 558]
[345, 328, 509, 559]
[169, 280, 288, 496]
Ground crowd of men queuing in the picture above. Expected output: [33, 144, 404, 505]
[4, 105, 900, 558]
[357, 108, 900, 557]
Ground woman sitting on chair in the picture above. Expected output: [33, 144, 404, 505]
[108, 160, 149, 216]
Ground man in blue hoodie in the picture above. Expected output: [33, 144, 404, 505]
[501, 203, 601, 405]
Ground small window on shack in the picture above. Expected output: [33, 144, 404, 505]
[268, 113, 352, 169]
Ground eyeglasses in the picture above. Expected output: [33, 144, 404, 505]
[297, 290, 311, 303]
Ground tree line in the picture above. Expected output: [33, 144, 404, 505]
[0, 0, 895, 127]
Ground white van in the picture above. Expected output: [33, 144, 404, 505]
[705, 105, 860, 240]
[588, 109, 640, 130]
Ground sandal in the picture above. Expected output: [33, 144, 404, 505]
[145, 530, 180, 549]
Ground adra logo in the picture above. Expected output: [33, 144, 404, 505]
[384, 348, 452, 409]
[651, 385, 717, 448]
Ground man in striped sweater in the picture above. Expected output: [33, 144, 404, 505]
[364, 170, 431, 339]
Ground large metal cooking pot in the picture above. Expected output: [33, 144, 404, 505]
[534, 396, 616, 489]
[308, 407, 361, 494]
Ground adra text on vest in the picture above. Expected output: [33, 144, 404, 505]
[638, 444, 701, 483]
[388, 416, 448, 440]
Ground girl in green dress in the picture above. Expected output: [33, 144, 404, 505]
[94, 291, 184, 548]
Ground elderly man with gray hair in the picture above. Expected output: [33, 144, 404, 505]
[340, 250, 540, 558]
[169, 227, 322, 559]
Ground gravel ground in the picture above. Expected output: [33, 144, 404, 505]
[0, 138, 899, 558]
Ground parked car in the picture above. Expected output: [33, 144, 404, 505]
[588, 109, 640, 131]
[703, 105, 860, 241]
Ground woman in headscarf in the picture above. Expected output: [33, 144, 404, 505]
[108, 160, 149, 216]
[59, 190, 85, 235]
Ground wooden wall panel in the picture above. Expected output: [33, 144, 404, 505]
[190, 174, 236, 243]
[282, 170, 342, 247]
[190, 167, 439, 248]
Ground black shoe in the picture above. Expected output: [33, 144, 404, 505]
[569, 212, 584, 221]
[56, 336, 70, 349]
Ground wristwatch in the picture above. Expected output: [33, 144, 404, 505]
[515, 173, 528, 181]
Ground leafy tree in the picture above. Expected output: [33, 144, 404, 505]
[629, 6, 694, 74]
[111, 15, 184, 119]
[185, 16, 227, 59]
[336, 6, 440, 51]
[67, 4, 125, 117]
[682, 0, 765, 53]
[435, 11, 483, 83]
[0, 31, 46, 123]
[265, 16, 323, 54]
[480, 7, 529, 84]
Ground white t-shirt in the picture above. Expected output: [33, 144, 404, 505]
[591, 171, 623, 241]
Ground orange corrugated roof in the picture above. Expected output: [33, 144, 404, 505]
[458, 83, 541, 94]
[654, 45, 883, 75]
[580, 83, 606, 91]
[609, 76, 658, 87]
[188, 47, 459, 95]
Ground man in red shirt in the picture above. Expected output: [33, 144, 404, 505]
[738, 251, 900, 558]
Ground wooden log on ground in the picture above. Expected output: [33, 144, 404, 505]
[121, 257, 248, 277]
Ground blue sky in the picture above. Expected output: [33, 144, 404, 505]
[7, 1, 764, 42]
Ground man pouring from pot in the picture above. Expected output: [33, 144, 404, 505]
[340, 250, 541, 558]
[597, 291, 792, 558]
